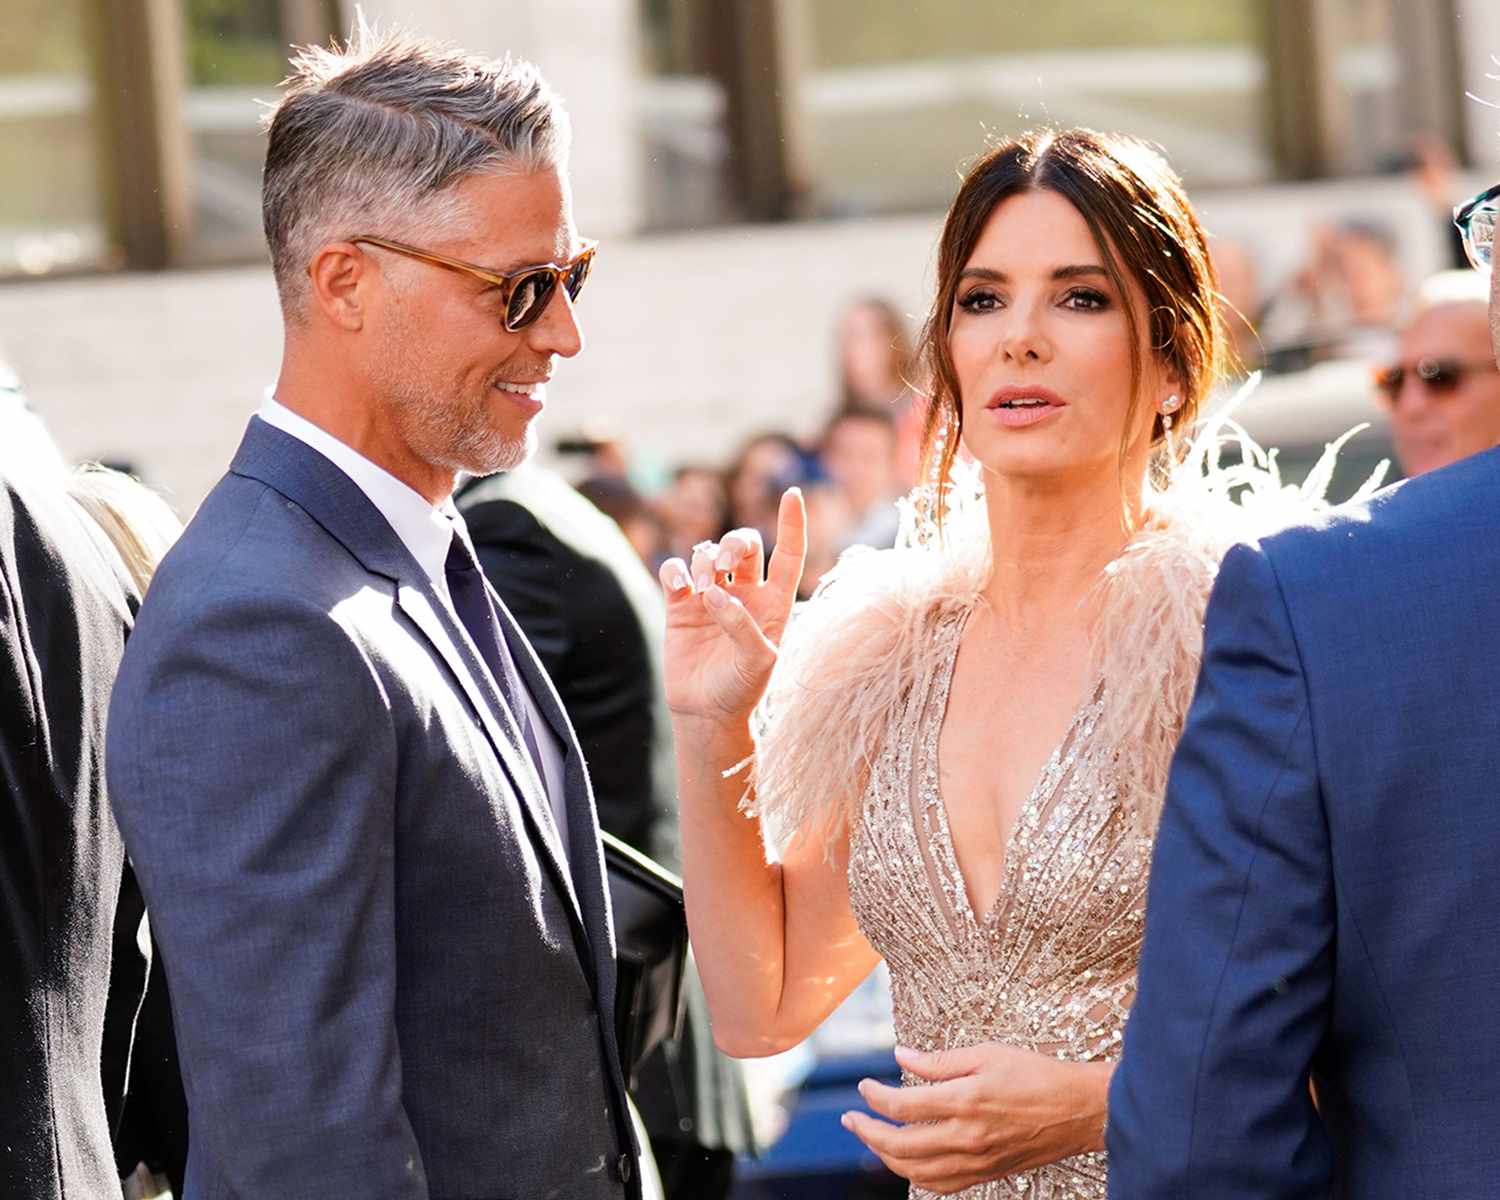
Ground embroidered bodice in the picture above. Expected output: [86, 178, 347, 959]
[847, 609, 1154, 1199]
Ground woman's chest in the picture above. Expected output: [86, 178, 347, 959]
[849, 665, 1152, 1003]
[938, 631, 1093, 871]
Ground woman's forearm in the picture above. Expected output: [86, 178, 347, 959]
[659, 493, 876, 1054]
[673, 714, 792, 1056]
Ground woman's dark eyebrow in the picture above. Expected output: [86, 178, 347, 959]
[1052, 264, 1109, 281]
[958, 264, 1109, 282]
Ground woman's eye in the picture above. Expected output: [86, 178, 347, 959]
[1063, 288, 1109, 311]
[958, 288, 1002, 313]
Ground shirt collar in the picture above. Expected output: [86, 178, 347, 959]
[257, 391, 463, 595]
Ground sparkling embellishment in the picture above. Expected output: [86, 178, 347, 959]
[847, 610, 1153, 1200]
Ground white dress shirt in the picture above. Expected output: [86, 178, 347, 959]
[257, 394, 570, 861]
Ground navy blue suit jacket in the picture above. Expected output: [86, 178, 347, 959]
[108, 419, 638, 1199]
[1108, 446, 1500, 1198]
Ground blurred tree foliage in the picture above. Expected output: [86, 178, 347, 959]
[634, 1, 1257, 77]
[2, 0, 289, 84]
[638, 0, 676, 73]
[185, 0, 289, 86]
[809, 0, 1255, 67]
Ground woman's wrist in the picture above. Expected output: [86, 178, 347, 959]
[1074, 1059, 1115, 1154]
[672, 711, 755, 773]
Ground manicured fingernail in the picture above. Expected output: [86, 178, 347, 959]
[715, 548, 734, 571]
[840, 1112, 854, 1130]
[667, 566, 691, 591]
[703, 585, 728, 610]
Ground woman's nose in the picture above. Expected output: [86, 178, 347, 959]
[998, 310, 1053, 364]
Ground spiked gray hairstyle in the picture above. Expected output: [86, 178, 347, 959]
[261, 19, 571, 320]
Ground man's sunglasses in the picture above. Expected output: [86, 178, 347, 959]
[350, 235, 598, 332]
[1372, 356, 1499, 405]
[1453, 182, 1499, 271]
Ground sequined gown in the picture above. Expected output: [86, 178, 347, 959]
[846, 609, 1154, 1199]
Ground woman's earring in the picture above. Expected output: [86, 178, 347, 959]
[1160, 393, 1182, 435]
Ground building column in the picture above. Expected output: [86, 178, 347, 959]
[88, 0, 194, 269]
[1389, 0, 1465, 158]
[697, 0, 814, 222]
[1262, 0, 1350, 178]
[281, 0, 344, 53]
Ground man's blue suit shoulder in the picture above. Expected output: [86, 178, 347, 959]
[1248, 446, 1500, 598]
[143, 471, 379, 623]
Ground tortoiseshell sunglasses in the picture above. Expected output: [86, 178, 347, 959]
[351, 235, 598, 331]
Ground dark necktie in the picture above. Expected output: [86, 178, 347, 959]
[443, 532, 548, 785]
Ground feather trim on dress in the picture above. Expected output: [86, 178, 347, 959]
[743, 376, 1387, 855]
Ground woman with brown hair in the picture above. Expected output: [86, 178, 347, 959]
[658, 129, 1350, 1198]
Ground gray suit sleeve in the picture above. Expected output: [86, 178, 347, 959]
[108, 589, 427, 1198]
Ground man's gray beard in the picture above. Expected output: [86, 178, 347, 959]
[386, 375, 537, 480]
[451, 417, 536, 477]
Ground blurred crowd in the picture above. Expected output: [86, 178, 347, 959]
[565, 296, 926, 598]
[1214, 139, 1475, 371]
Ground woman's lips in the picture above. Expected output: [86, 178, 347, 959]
[984, 385, 1066, 429]
[988, 402, 1061, 428]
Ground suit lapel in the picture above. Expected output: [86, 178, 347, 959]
[394, 583, 582, 929]
[228, 418, 586, 938]
[490, 578, 617, 990]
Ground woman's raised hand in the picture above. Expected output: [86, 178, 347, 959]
[658, 488, 807, 728]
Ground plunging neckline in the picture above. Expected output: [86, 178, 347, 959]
[923, 608, 1098, 934]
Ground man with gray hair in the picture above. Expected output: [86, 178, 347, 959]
[108, 25, 638, 1198]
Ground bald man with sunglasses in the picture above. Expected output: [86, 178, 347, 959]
[1374, 269, 1500, 476]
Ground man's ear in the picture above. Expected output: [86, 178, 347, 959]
[307, 242, 369, 332]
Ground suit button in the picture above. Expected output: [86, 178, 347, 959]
[616, 1152, 632, 1184]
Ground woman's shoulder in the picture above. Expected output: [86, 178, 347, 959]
[1096, 386, 1389, 832]
[746, 533, 982, 855]
[786, 540, 971, 667]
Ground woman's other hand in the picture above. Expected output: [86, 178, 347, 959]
[841, 1042, 1112, 1194]
[658, 488, 806, 728]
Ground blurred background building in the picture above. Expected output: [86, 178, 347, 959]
[4, 0, 1499, 517]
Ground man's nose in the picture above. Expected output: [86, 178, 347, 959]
[529, 284, 584, 359]
[1395, 377, 1432, 413]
